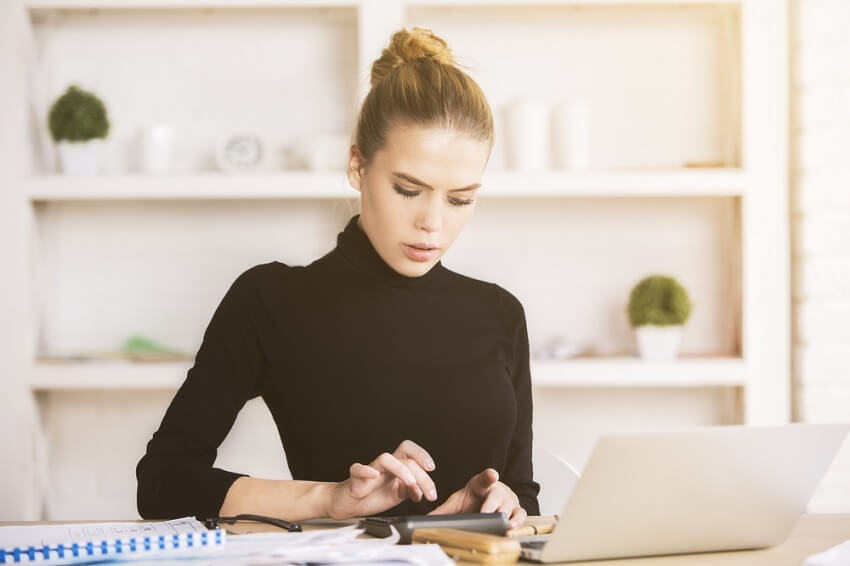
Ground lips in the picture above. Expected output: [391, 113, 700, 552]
[402, 243, 439, 262]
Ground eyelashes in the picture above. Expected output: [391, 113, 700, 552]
[392, 183, 475, 208]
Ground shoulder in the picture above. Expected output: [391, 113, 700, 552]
[440, 266, 526, 319]
[236, 261, 293, 282]
[224, 261, 297, 300]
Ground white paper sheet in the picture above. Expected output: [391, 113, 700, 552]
[803, 540, 850, 566]
[0, 516, 208, 548]
[145, 525, 453, 566]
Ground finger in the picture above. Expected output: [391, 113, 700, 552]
[469, 468, 500, 497]
[404, 459, 437, 502]
[429, 491, 462, 515]
[349, 463, 379, 479]
[372, 452, 422, 501]
[394, 477, 407, 500]
[480, 489, 503, 514]
[394, 440, 436, 472]
[508, 507, 527, 530]
[347, 463, 381, 498]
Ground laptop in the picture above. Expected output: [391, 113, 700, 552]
[521, 423, 849, 563]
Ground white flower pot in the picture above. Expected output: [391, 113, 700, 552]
[57, 139, 103, 175]
[635, 325, 683, 361]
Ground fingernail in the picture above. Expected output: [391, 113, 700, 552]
[425, 459, 435, 471]
[429, 489, 437, 500]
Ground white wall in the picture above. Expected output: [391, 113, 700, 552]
[791, 0, 850, 512]
[0, 0, 40, 520]
[0, 1, 812, 520]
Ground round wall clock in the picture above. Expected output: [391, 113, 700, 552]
[215, 133, 267, 172]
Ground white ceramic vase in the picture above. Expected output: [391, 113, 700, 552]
[57, 139, 103, 175]
[138, 124, 177, 174]
[504, 99, 549, 171]
[635, 325, 683, 361]
[552, 98, 592, 171]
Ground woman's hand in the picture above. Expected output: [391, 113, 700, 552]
[325, 440, 438, 520]
[428, 468, 527, 529]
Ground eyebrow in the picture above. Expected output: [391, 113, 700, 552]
[391, 172, 481, 192]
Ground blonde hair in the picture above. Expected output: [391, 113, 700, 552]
[353, 27, 494, 165]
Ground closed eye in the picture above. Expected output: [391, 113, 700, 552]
[392, 183, 475, 208]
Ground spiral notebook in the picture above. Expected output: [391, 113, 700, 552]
[0, 517, 225, 565]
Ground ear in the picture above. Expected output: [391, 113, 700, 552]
[347, 145, 365, 193]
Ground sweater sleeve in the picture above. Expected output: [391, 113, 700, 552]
[500, 291, 541, 516]
[136, 267, 269, 520]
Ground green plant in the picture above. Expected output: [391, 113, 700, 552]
[48, 84, 110, 142]
[627, 275, 692, 327]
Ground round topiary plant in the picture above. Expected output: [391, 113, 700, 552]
[627, 275, 692, 328]
[48, 85, 110, 143]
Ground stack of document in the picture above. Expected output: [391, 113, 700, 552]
[185, 524, 454, 566]
[0, 517, 223, 564]
[0, 519, 454, 566]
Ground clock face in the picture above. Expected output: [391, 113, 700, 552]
[224, 135, 263, 168]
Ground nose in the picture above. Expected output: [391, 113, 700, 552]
[415, 194, 443, 234]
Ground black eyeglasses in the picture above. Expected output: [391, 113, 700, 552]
[204, 513, 302, 533]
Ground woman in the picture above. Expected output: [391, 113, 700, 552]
[136, 27, 539, 529]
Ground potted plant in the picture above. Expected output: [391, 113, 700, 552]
[48, 84, 110, 175]
[627, 275, 692, 361]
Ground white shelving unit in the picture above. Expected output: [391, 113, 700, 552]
[532, 357, 748, 388]
[28, 356, 748, 390]
[25, 169, 747, 201]
[0, 0, 789, 520]
[30, 360, 194, 390]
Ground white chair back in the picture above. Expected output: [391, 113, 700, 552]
[532, 445, 580, 516]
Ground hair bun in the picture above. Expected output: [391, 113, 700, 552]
[370, 27, 456, 87]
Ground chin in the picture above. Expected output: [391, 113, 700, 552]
[400, 261, 434, 278]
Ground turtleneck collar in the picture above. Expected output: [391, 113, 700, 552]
[336, 214, 446, 289]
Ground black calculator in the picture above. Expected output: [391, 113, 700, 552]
[358, 512, 510, 544]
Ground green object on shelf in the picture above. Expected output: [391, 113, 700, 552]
[627, 275, 692, 328]
[117, 335, 187, 361]
[48, 84, 110, 143]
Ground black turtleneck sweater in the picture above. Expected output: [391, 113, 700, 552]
[136, 213, 539, 520]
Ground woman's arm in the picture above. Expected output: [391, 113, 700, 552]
[136, 265, 439, 521]
[220, 440, 439, 521]
[500, 293, 541, 515]
[136, 267, 270, 520]
[428, 291, 540, 527]
[218, 477, 333, 521]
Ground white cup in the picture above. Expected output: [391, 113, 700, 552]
[552, 98, 592, 171]
[504, 99, 550, 171]
[138, 124, 177, 174]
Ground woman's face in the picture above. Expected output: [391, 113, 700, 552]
[347, 124, 490, 278]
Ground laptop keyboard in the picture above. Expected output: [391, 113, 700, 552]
[520, 540, 547, 550]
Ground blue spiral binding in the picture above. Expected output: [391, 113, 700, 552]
[0, 527, 225, 564]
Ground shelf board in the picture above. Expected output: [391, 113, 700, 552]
[481, 169, 746, 197]
[408, 0, 740, 5]
[25, 0, 358, 13]
[30, 360, 192, 391]
[531, 357, 747, 387]
[25, 169, 745, 202]
[26, 172, 356, 201]
[29, 356, 746, 391]
[24, 0, 740, 9]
